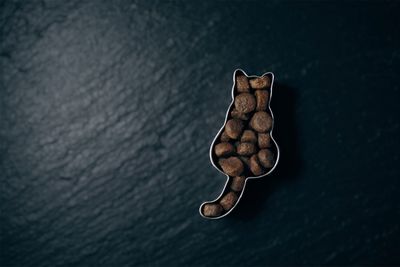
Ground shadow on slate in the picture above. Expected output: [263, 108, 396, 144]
[230, 82, 302, 219]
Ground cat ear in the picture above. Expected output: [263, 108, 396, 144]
[259, 72, 274, 90]
[233, 69, 247, 79]
[233, 69, 250, 93]
[261, 71, 274, 80]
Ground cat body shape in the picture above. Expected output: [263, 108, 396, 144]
[199, 69, 280, 219]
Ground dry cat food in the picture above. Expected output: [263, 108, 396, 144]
[200, 69, 279, 219]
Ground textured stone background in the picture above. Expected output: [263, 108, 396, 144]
[1, 1, 399, 266]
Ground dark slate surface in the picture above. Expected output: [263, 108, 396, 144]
[1, 1, 399, 266]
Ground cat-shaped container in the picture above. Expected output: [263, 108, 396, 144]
[199, 69, 280, 219]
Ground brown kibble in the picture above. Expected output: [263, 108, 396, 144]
[203, 203, 223, 217]
[231, 176, 246, 192]
[219, 157, 244, 176]
[250, 154, 264, 176]
[236, 75, 250, 92]
[258, 133, 271, 148]
[220, 130, 230, 142]
[241, 130, 257, 143]
[249, 76, 271, 89]
[234, 93, 256, 114]
[220, 192, 238, 211]
[236, 142, 257, 156]
[255, 90, 269, 111]
[225, 119, 244, 139]
[230, 108, 250, 120]
[214, 142, 235, 157]
[258, 149, 275, 169]
[250, 111, 272, 133]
